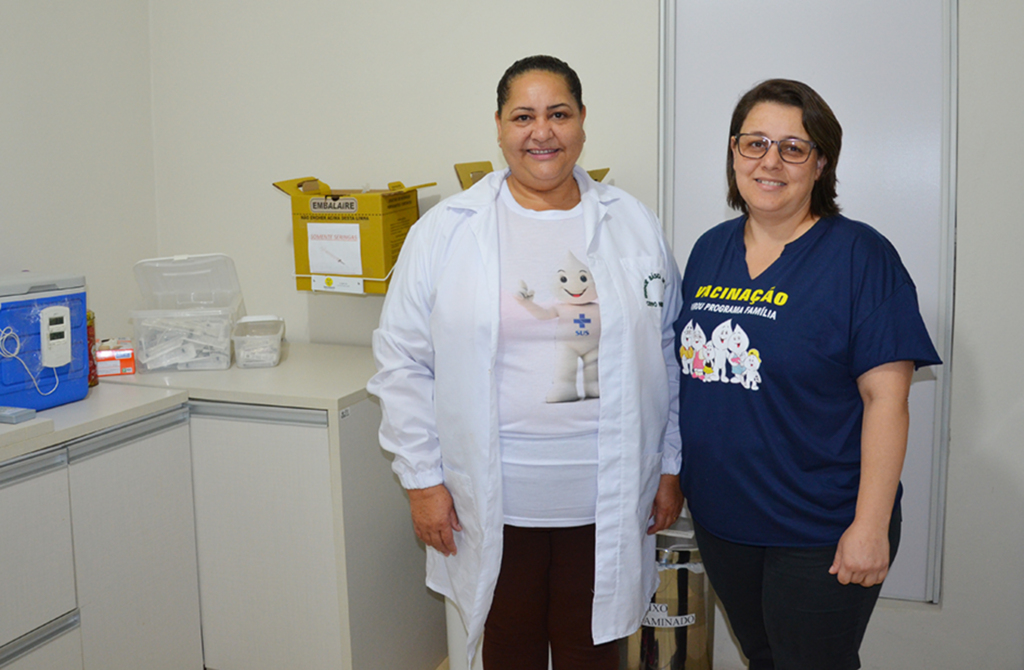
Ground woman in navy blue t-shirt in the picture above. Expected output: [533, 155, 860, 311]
[674, 79, 940, 670]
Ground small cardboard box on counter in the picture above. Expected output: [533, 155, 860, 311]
[274, 177, 435, 295]
[95, 338, 135, 376]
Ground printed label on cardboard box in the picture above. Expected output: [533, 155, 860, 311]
[310, 197, 358, 213]
[642, 603, 696, 628]
[311, 275, 365, 294]
[308, 223, 363, 275]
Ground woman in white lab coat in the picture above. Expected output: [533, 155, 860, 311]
[368, 55, 682, 670]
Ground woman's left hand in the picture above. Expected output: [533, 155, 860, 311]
[830, 520, 890, 587]
[831, 360, 913, 587]
[648, 474, 684, 535]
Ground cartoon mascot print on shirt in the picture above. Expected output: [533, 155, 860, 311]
[516, 251, 601, 403]
[679, 319, 696, 375]
[727, 323, 750, 384]
[682, 319, 763, 391]
[708, 319, 733, 383]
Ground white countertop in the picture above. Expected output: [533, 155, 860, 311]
[0, 383, 189, 464]
[101, 342, 378, 411]
[2, 342, 376, 465]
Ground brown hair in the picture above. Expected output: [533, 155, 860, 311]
[726, 79, 842, 217]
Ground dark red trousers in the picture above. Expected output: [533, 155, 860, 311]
[482, 524, 618, 670]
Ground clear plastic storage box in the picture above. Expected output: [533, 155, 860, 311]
[231, 316, 284, 368]
[131, 254, 245, 372]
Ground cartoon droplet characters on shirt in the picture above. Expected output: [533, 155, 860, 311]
[709, 320, 733, 383]
[727, 323, 750, 384]
[690, 323, 708, 381]
[516, 251, 601, 403]
[741, 349, 761, 390]
[681, 319, 762, 391]
[679, 320, 696, 375]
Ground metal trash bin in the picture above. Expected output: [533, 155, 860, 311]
[620, 514, 713, 670]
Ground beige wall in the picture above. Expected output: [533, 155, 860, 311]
[147, 0, 661, 345]
[3, 1, 1023, 667]
[0, 1, 156, 340]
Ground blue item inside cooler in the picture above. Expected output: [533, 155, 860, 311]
[0, 273, 89, 411]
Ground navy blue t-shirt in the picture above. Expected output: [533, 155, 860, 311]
[674, 214, 941, 546]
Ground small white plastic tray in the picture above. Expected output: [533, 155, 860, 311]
[231, 315, 284, 368]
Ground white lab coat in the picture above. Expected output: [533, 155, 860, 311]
[368, 167, 682, 664]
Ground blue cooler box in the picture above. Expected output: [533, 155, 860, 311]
[0, 273, 89, 411]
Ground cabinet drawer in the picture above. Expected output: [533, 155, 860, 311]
[0, 450, 77, 647]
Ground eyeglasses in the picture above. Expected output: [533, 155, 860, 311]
[733, 134, 818, 164]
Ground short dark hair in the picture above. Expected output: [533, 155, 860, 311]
[726, 79, 842, 218]
[497, 55, 584, 114]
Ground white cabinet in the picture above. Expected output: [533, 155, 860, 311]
[190, 402, 342, 670]
[187, 396, 448, 670]
[0, 613, 83, 670]
[67, 405, 203, 670]
[0, 449, 77, 647]
[104, 343, 448, 670]
[1, 385, 192, 670]
[335, 398, 450, 670]
[0, 450, 81, 670]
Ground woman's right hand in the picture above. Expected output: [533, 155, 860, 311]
[407, 484, 462, 556]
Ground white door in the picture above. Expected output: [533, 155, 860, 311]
[664, 0, 951, 603]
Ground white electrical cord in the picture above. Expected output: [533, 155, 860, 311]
[0, 326, 60, 396]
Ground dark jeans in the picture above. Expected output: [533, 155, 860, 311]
[483, 524, 618, 670]
[693, 507, 901, 670]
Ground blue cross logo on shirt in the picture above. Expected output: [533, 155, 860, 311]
[574, 313, 591, 329]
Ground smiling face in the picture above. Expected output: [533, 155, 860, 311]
[731, 102, 826, 226]
[727, 324, 749, 357]
[680, 320, 694, 349]
[552, 251, 597, 305]
[692, 324, 706, 351]
[711, 319, 733, 350]
[496, 70, 586, 206]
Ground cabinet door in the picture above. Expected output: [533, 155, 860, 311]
[337, 399, 447, 670]
[189, 402, 342, 670]
[0, 612, 83, 670]
[67, 406, 202, 670]
[3, 630, 83, 670]
[0, 449, 76, 647]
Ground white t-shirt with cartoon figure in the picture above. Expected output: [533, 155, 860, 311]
[496, 181, 601, 527]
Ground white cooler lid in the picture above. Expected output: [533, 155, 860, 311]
[0, 272, 86, 299]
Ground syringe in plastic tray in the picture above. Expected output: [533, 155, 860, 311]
[135, 316, 231, 370]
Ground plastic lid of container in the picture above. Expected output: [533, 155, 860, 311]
[236, 315, 283, 324]
[133, 254, 241, 305]
[232, 315, 284, 338]
[0, 272, 86, 298]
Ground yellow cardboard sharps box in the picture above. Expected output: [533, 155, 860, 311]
[274, 176, 435, 295]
